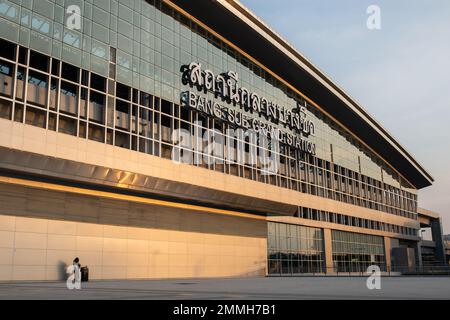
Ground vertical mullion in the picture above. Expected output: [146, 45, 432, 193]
[11, 44, 19, 121]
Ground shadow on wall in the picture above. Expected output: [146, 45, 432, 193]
[58, 261, 68, 281]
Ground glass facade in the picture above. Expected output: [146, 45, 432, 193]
[269, 225, 388, 275]
[297, 206, 417, 236]
[268, 222, 325, 275]
[0, 0, 419, 221]
[332, 230, 386, 272]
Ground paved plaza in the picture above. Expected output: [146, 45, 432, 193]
[0, 276, 449, 300]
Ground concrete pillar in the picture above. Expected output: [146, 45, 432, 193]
[323, 228, 333, 273]
[415, 240, 423, 267]
[384, 236, 391, 272]
[431, 218, 446, 265]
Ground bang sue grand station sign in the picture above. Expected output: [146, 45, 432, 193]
[172, 62, 318, 175]
[180, 63, 316, 156]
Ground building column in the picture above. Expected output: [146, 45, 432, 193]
[384, 236, 391, 272]
[323, 228, 333, 273]
[431, 217, 446, 265]
[415, 240, 423, 267]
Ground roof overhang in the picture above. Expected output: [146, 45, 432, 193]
[418, 208, 440, 219]
[165, 0, 434, 189]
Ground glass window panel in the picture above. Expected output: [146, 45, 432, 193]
[61, 62, 79, 83]
[115, 130, 130, 149]
[29, 50, 49, 72]
[0, 39, 16, 60]
[116, 83, 131, 100]
[88, 123, 104, 142]
[25, 106, 46, 128]
[15, 67, 25, 101]
[58, 115, 77, 136]
[49, 78, 58, 110]
[0, 98, 12, 119]
[331, 230, 386, 272]
[91, 73, 106, 92]
[13, 102, 23, 122]
[89, 91, 105, 123]
[116, 99, 130, 130]
[31, 14, 51, 35]
[0, 60, 14, 98]
[48, 112, 56, 131]
[59, 80, 78, 115]
[27, 70, 48, 107]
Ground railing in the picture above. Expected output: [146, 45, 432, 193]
[60, 94, 77, 115]
[268, 265, 450, 277]
[115, 110, 130, 130]
[390, 265, 450, 276]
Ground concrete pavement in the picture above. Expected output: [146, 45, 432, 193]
[0, 276, 449, 300]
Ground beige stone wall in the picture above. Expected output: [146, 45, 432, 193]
[0, 183, 267, 281]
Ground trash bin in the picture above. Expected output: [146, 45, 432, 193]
[80, 266, 89, 282]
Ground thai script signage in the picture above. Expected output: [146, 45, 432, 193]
[180, 62, 316, 155]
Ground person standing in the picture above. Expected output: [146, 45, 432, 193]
[66, 257, 81, 289]
[73, 257, 81, 283]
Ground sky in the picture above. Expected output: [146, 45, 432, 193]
[240, 0, 450, 234]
